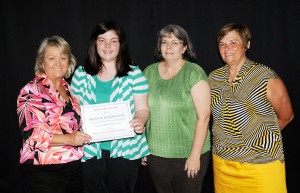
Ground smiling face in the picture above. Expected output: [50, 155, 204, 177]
[42, 45, 69, 83]
[96, 30, 120, 65]
[160, 33, 187, 63]
[218, 30, 249, 66]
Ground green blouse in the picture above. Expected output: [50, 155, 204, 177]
[144, 61, 211, 158]
[71, 65, 150, 161]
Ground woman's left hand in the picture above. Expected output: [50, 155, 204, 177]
[185, 156, 200, 178]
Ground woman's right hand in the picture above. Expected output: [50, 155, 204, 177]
[141, 156, 148, 166]
[67, 132, 92, 146]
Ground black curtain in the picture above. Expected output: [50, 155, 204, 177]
[1, 0, 299, 193]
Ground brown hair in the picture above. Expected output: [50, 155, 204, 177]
[217, 23, 251, 50]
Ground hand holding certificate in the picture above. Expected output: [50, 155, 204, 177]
[81, 101, 134, 142]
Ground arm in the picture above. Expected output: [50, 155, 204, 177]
[17, 79, 91, 149]
[70, 67, 86, 104]
[267, 78, 294, 131]
[130, 93, 150, 134]
[50, 132, 92, 146]
[185, 80, 211, 178]
[17, 84, 54, 152]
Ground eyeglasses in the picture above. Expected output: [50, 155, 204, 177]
[161, 40, 183, 47]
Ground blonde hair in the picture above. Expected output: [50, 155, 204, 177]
[34, 35, 76, 78]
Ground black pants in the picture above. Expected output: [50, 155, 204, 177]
[20, 160, 82, 193]
[147, 151, 211, 193]
[82, 150, 141, 193]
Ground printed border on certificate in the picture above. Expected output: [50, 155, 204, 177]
[81, 101, 134, 142]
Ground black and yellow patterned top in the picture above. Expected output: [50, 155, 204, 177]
[209, 59, 285, 164]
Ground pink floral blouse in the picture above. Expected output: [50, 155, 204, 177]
[17, 75, 83, 165]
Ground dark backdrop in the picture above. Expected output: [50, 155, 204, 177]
[1, 0, 299, 193]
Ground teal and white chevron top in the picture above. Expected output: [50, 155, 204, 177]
[71, 65, 150, 161]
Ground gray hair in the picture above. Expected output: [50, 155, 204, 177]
[154, 24, 197, 62]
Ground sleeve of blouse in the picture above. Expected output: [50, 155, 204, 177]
[71, 66, 85, 104]
[266, 65, 279, 79]
[17, 84, 53, 152]
[131, 65, 149, 95]
[188, 63, 209, 89]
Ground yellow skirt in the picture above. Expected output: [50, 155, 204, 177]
[213, 154, 287, 193]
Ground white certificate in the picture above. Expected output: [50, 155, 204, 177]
[81, 101, 134, 142]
